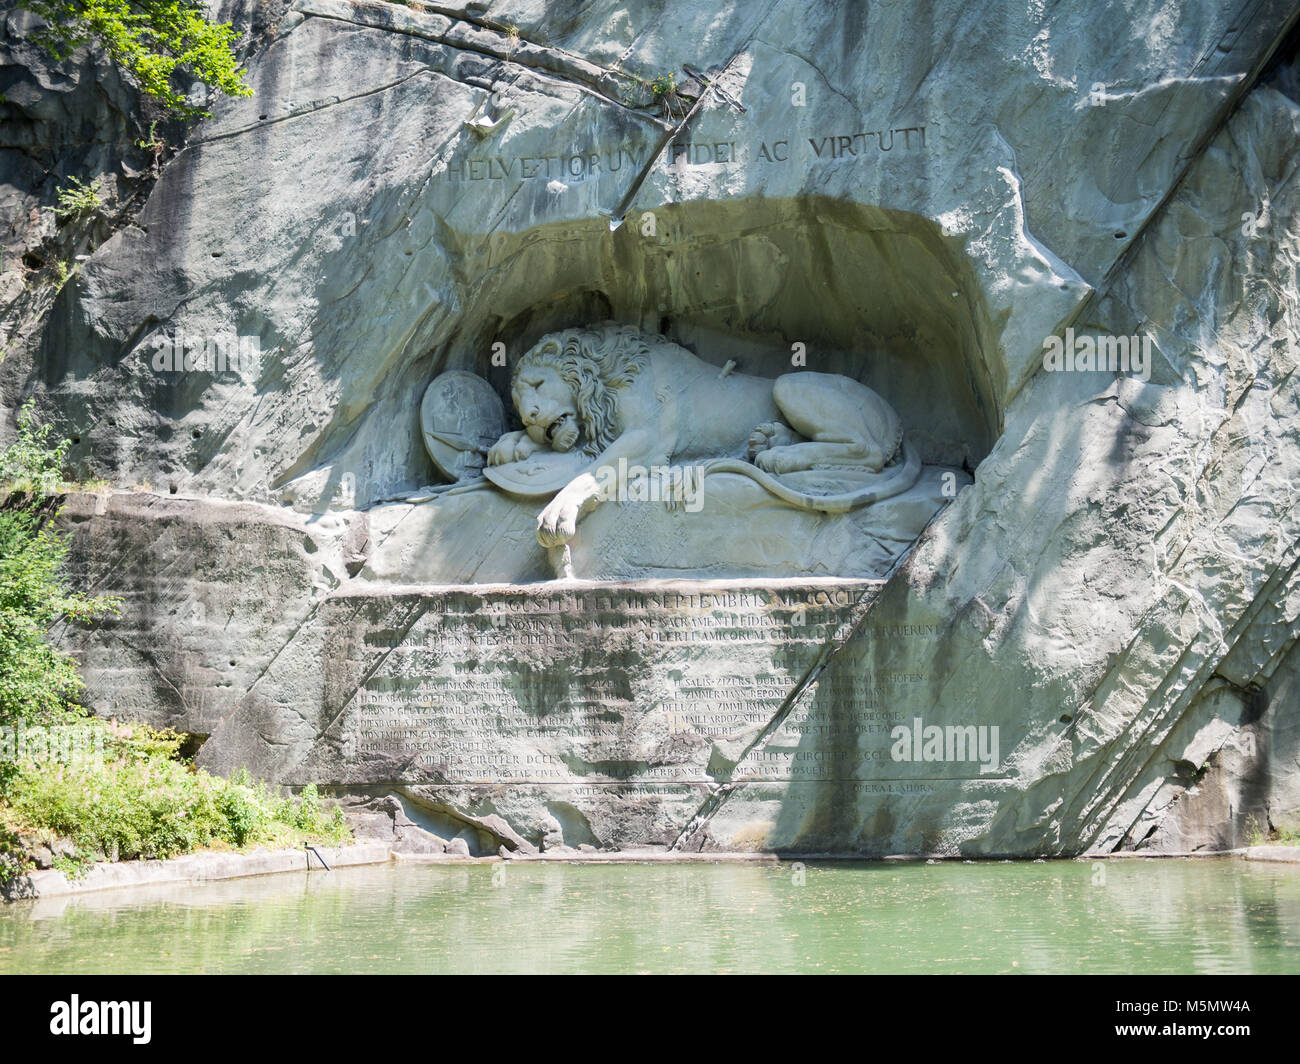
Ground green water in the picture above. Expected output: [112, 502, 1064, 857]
[2, 858, 1297, 974]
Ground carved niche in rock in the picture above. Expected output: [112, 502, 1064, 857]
[416, 323, 931, 581]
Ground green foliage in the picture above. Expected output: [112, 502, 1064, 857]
[53, 176, 102, 223]
[0, 403, 118, 795]
[1244, 814, 1300, 847]
[50, 260, 76, 291]
[215, 781, 270, 846]
[649, 70, 686, 120]
[51, 849, 91, 878]
[0, 400, 70, 492]
[0, 509, 93, 729]
[0, 824, 31, 886]
[134, 119, 164, 152]
[1244, 815, 1266, 847]
[0, 509, 118, 739]
[614, 73, 651, 108]
[294, 781, 320, 830]
[12, 744, 220, 861]
[4, 724, 351, 866]
[19, 0, 252, 117]
[103, 719, 182, 761]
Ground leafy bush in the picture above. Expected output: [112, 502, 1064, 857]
[19, 0, 253, 117]
[53, 176, 102, 223]
[0, 404, 118, 797]
[0, 824, 30, 886]
[215, 782, 270, 846]
[294, 782, 320, 831]
[5, 724, 351, 868]
[0, 512, 90, 736]
[11, 750, 212, 861]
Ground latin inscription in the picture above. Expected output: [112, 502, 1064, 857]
[322, 582, 987, 787]
[445, 127, 930, 183]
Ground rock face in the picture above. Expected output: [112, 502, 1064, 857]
[3, 0, 1300, 854]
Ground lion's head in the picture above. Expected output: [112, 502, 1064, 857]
[511, 322, 650, 456]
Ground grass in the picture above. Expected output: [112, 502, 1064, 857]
[0, 719, 350, 884]
[1259, 824, 1300, 846]
[0, 478, 111, 496]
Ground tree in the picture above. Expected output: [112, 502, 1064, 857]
[19, 0, 253, 116]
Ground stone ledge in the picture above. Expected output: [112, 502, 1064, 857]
[1244, 845, 1300, 863]
[11, 844, 1287, 903]
[2, 841, 393, 901]
[1098, 849, 1247, 859]
[507, 849, 784, 863]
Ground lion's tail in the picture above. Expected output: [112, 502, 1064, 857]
[701, 438, 922, 514]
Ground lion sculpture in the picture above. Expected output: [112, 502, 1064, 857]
[486, 323, 921, 549]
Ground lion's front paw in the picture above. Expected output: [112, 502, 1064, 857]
[512, 436, 541, 463]
[488, 432, 540, 466]
[536, 492, 582, 548]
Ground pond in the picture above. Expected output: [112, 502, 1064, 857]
[2, 858, 1297, 974]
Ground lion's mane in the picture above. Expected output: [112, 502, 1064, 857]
[512, 322, 651, 456]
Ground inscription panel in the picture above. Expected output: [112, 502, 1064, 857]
[305, 581, 1020, 788]
[318, 582, 870, 784]
[443, 126, 932, 186]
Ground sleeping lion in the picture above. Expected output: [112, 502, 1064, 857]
[486, 322, 920, 549]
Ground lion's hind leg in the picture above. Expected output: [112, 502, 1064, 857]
[762, 373, 887, 473]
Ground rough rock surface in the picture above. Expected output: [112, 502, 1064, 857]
[2, 0, 1299, 855]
